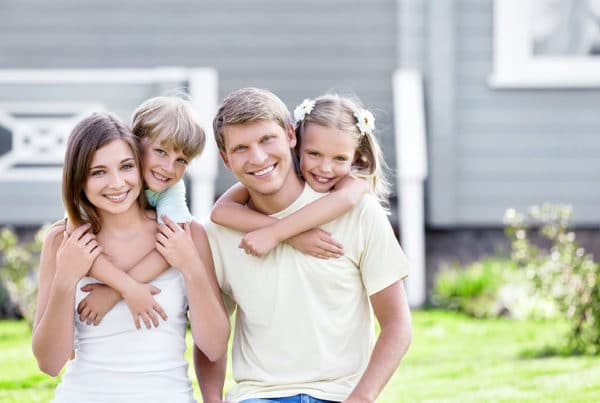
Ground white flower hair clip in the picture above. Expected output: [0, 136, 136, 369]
[293, 98, 315, 123]
[354, 109, 375, 136]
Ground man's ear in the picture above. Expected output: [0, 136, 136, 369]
[219, 150, 231, 169]
[287, 124, 297, 148]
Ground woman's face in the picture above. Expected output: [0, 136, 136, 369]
[83, 139, 142, 216]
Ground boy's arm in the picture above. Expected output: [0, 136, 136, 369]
[84, 253, 168, 329]
[344, 281, 412, 403]
[240, 176, 368, 256]
[211, 182, 278, 231]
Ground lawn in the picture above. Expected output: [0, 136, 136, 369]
[1, 311, 599, 402]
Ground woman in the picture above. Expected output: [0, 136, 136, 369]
[32, 113, 228, 402]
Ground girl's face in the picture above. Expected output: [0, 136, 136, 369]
[140, 135, 189, 193]
[83, 139, 142, 215]
[298, 123, 357, 193]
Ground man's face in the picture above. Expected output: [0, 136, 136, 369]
[220, 120, 296, 197]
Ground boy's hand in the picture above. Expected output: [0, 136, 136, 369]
[156, 215, 200, 275]
[56, 223, 102, 283]
[287, 228, 344, 259]
[121, 280, 167, 330]
[77, 283, 120, 326]
[239, 227, 279, 257]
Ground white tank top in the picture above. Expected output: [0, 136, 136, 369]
[52, 268, 196, 403]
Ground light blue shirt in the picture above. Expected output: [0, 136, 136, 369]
[145, 179, 193, 224]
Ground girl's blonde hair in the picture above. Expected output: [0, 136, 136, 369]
[295, 94, 390, 206]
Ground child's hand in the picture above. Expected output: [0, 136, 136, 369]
[287, 228, 344, 259]
[239, 227, 279, 257]
[77, 283, 120, 326]
[56, 223, 102, 283]
[156, 215, 200, 276]
[121, 280, 167, 330]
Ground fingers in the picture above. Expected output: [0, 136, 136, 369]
[133, 314, 141, 330]
[161, 215, 181, 233]
[154, 304, 168, 321]
[93, 314, 103, 326]
[147, 311, 159, 328]
[71, 223, 92, 240]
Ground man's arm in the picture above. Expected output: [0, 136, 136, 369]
[194, 345, 227, 403]
[344, 281, 412, 403]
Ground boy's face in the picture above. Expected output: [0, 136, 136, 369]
[140, 135, 189, 193]
[220, 120, 296, 197]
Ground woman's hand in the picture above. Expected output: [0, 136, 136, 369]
[55, 223, 102, 284]
[287, 228, 344, 259]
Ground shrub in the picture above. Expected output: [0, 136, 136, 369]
[432, 258, 516, 318]
[504, 204, 600, 354]
[0, 225, 49, 326]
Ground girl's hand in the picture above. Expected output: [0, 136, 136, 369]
[77, 283, 120, 326]
[56, 223, 102, 283]
[156, 215, 199, 275]
[121, 280, 167, 330]
[239, 227, 280, 257]
[287, 228, 344, 259]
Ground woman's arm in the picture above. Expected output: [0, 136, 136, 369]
[240, 176, 368, 256]
[156, 217, 230, 361]
[32, 223, 101, 376]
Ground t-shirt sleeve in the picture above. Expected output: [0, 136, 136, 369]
[155, 179, 193, 224]
[358, 196, 410, 296]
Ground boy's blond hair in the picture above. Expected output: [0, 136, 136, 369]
[132, 96, 206, 159]
[213, 87, 293, 152]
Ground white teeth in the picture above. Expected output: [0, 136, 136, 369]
[254, 165, 275, 176]
[315, 175, 331, 183]
[152, 171, 169, 182]
[105, 192, 128, 201]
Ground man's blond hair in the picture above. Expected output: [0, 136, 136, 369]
[213, 88, 293, 152]
[132, 96, 205, 159]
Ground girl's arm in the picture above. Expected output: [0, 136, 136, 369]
[32, 223, 101, 376]
[156, 216, 230, 361]
[241, 176, 369, 256]
[211, 182, 278, 231]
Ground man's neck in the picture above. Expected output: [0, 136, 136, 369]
[248, 174, 305, 215]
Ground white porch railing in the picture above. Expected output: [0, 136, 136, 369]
[394, 69, 428, 307]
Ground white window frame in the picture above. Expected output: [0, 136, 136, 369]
[490, 0, 600, 88]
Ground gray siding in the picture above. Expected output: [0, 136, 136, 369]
[426, 0, 600, 226]
[0, 0, 398, 203]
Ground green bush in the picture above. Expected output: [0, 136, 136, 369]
[0, 225, 49, 326]
[504, 203, 600, 354]
[432, 258, 516, 318]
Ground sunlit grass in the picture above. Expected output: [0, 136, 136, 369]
[2, 311, 599, 402]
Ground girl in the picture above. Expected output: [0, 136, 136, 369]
[32, 113, 228, 403]
[211, 94, 390, 257]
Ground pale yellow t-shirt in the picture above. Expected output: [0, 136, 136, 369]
[204, 184, 409, 403]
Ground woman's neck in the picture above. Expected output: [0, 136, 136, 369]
[97, 204, 150, 238]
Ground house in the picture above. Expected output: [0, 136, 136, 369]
[1, 0, 599, 305]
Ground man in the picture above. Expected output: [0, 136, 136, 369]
[195, 87, 412, 403]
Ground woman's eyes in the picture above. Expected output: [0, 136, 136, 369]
[122, 163, 135, 170]
[90, 170, 105, 176]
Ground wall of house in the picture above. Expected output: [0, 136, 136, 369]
[0, 0, 399, 224]
[426, 0, 600, 227]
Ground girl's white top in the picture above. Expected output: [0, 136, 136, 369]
[52, 268, 196, 403]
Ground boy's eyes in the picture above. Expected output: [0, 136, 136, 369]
[154, 148, 167, 156]
[307, 151, 321, 157]
[335, 156, 348, 162]
[176, 158, 189, 165]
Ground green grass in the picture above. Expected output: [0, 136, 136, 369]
[1, 311, 599, 402]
